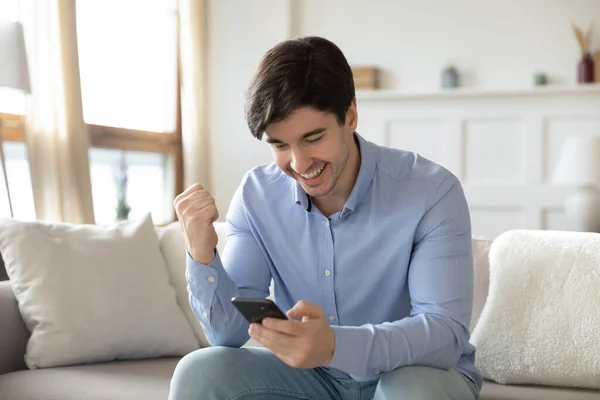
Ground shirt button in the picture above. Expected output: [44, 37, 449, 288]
[324, 269, 331, 277]
[325, 220, 330, 227]
[207, 276, 215, 283]
[329, 315, 335, 321]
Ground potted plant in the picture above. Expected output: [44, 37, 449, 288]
[572, 22, 594, 83]
[114, 152, 131, 221]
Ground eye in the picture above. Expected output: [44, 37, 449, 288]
[271, 143, 287, 150]
[306, 135, 323, 143]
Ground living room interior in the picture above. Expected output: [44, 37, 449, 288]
[1, 0, 600, 399]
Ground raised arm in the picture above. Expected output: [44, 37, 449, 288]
[175, 180, 272, 347]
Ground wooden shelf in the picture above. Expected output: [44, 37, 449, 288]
[356, 84, 600, 101]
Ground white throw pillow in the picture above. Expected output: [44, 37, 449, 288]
[0, 214, 199, 369]
[470, 229, 600, 389]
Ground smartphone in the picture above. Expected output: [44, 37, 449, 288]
[231, 297, 288, 324]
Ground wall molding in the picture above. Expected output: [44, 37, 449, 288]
[356, 86, 600, 236]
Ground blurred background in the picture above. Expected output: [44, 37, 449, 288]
[0, 0, 599, 237]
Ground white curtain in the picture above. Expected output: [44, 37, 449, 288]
[178, 0, 210, 190]
[20, 0, 95, 223]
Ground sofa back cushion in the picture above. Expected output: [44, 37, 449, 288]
[156, 221, 228, 348]
[470, 236, 493, 332]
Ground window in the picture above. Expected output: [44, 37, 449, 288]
[0, 0, 31, 218]
[76, 0, 178, 133]
[76, 0, 181, 224]
[0, 0, 183, 224]
[89, 149, 174, 225]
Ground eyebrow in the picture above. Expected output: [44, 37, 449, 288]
[265, 128, 326, 144]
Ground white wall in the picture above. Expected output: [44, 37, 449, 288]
[207, 0, 600, 218]
[207, 0, 290, 215]
[355, 87, 600, 237]
[297, 0, 600, 91]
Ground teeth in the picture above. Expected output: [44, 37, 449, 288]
[300, 165, 324, 179]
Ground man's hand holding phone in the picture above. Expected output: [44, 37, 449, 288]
[247, 300, 336, 369]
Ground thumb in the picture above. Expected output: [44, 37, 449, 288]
[286, 300, 324, 320]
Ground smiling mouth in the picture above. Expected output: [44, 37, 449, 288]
[298, 164, 325, 180]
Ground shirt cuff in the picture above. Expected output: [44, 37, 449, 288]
[328, 325, 381, 381]
[185, 250, 224, 300]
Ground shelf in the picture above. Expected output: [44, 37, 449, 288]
[356, 84, 600, 101]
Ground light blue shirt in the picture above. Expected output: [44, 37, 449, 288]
[186, 133, 482, 391]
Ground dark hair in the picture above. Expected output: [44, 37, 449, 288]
[244, 36, 355, 140]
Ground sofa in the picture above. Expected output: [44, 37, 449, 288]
[0, 221, 599, 400]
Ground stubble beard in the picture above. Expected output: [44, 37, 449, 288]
[311, 143, 351, 199]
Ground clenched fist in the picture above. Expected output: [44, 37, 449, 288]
[173, 183, 219, 264]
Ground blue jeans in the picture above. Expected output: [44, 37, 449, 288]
[168, 346, 478, 400]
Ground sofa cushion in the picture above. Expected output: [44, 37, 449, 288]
[0, 214, 199, 369]
[0, 281, 28, 375]
[470, 235, 492, 332]
[156, 221, 229, 349]
[481, 380, 600, 400]
[0, 357, 180, 400]
[471, 229, 600, 389]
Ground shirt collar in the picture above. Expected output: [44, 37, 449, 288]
[294, 180, 311, 211]
[294, 132, 378, 216]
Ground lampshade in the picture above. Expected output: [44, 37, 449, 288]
[552, 136, 600, 186]
[0, 20, 31, 93]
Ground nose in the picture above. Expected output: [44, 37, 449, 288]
[290, 147, 312, 174]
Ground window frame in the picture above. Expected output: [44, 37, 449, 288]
[0, 7, 185, 221]
[0, 59, 184, 220]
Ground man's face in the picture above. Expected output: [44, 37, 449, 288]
[264, 103, 357, 199]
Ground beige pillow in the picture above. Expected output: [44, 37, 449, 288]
[156, 221, 229, 346]
[0, 214, 199, 369]
[157, 222, 210, 348]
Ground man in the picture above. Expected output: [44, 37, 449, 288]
[170, 36, 481, 399]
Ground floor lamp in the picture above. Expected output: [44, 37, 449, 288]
[0, 20, 31, 218]
[552, 136, 600, 232]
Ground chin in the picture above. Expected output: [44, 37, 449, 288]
[302, 182, 335, 199]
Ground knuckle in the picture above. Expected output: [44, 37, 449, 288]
[173, 194, 184, 207]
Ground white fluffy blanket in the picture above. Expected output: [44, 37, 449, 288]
[470, 229, 600, 389]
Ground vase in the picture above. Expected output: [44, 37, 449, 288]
[441, 66, 459, 89]
[578, 52, 595, 83]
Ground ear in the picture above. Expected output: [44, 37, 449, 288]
[345, 97, 358, 132]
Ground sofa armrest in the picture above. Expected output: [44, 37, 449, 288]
[0, 281, 28, 375]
